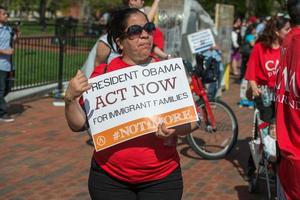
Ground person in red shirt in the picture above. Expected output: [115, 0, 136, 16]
[94, 0, 169, 68]
[275, 0, 300, 199]
[64, 8, 197, 200]
[245, 16, 290, 123]
[124, 0, 170, 59]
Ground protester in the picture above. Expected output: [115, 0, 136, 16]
[124, 0, 160, 22]
[240, 23, 257, 81]
[123, 0, 169, 60]
[94, 34, 119, 66]
[0, 6, 18, 122]
[256, 17, 267, 36]
[238, 24, 257, 108]
[231, 17, 242, 76]
[92, 0, 168, 73]
[65, 8, 197, 200]
[245, 16, 290, 123]
[275, 0, 300, 199]
[248, 16, 258, 26]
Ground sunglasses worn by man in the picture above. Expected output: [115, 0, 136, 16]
[123, 22, 156, 39]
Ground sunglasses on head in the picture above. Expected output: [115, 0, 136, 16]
[123, 22, 156, 39]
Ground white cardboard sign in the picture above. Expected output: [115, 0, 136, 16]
[187, 29, 215, 54]
[83, 58, 198, 151]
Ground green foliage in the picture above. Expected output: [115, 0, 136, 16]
[9, 0, 39, 11]
[196, 0, 286, 18]
[255, 0, 273, 16]
[88, 0, 123, 12]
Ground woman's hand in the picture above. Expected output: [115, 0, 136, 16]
[249, 80, 261, 97]
[155, 122, 175, 138]
[65, 70, 91, 103]
[252, 86, 262, 97]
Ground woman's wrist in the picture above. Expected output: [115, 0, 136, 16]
[64, 93, 76, 104]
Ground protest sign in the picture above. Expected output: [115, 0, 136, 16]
[83, 58, 198, 151]
[187, 29, 215, 54]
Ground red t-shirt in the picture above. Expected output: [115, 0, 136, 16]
[245, 42, 280, 87]
[90, 57, 180, 184]
[153, 27, 164, 50]
[275, 27, 300, 199]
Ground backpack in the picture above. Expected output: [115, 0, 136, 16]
[194, 54, 219, 83]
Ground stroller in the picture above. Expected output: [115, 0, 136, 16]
[247, 108, 277, 200]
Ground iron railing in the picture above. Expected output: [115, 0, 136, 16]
[12, 35, 98, 91]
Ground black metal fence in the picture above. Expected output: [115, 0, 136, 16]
[12, 35, 98, 92]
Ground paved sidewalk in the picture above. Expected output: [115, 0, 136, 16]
[0, 78, 274, 200]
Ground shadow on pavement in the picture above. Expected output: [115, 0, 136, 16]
[177, 136, 205, 160]
[235, 185, 257, 200]
[227, 137, 277, 200]
[8, 103, 30, 116]
[226, 137, 252, 180]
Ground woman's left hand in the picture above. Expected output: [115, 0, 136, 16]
[155, 122, 175, 138]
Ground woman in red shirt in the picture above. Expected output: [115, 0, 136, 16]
[64, 8, 197, 200]
[245, 16, 290, 122]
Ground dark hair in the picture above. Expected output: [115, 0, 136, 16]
[256, 16, 290, 48]
[287, 0, 300, 25]
[107, 8, 148, 54]
[245, 24, 256, 37]
[233, 17, 241, 25]
[0, 6, 6, 10]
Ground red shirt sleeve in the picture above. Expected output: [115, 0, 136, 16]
[245, 43, 260, 81]
[90, 63, 107, 78]
[153, 27, 164, 50]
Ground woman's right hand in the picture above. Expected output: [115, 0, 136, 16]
[252, 86, 262, 97]
[249, 80, 261, 97]
[155, 122, 176, 139]
[65, 70, 91, 102]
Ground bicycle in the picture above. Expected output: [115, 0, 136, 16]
[183, 54, 238, 159]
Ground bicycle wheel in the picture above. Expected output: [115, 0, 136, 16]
[187, 100, 238, 159]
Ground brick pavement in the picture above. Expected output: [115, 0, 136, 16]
[0, 77, 274, 200]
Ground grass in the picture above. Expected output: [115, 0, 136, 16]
[15, 22, 96, 36]
[14, 49, 87, 89]
[12, 40, 95, 90]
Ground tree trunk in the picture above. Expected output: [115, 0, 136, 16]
[39, 0, 47, 32]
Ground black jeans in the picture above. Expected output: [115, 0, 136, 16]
[88, 158, 183, 200]
[0, 70, 8, 117]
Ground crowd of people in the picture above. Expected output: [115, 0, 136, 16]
[230, 1, 300, 199]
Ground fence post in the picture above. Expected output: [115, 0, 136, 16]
[57, 36, 65, 97]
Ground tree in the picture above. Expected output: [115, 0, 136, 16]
[39, 0, 47, 31]
[197, 0, 287, 19]
[275, 0, 287, 11]
[88, 0, 122, 12]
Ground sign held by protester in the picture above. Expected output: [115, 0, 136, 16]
[187, 29, 215, 54]
[83, 58, 198, 151]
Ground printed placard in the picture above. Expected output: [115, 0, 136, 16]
[187, 29, 215, 54]
[83, 58, 198, 151]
